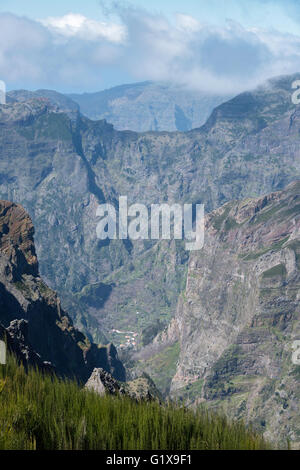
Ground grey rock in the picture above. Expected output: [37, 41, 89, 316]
[85, 367, 121, 396]
[85, 367, 162, 402]
[68, 81, 230, 131]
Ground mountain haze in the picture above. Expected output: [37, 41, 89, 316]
[68, 81, 230, 132]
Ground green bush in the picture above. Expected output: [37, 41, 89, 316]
[0, 354, 270, 450]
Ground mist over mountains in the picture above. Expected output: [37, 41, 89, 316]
[8, 81, 230, 132]
[68, 81, 230, 132]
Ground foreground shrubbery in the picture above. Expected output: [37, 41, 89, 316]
[0, 355, 270, 450]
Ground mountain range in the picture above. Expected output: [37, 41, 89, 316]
[68, 81, 230, 132]
[1, 73, 300, 444]
[8, 81, 229, 132]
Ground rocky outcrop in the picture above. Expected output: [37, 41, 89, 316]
[0, 200, 125, 382]
[123, 373, 163, 402]
[85, 367, 121, 396]
[85, 367, 162, 402]
[170, 182, 300, 445]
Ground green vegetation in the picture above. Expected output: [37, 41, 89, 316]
[0, 355, 270, 450]
[18, 113, 72, 141]
[261, 264, 287, 279]
[212, 204, 232, 231]
[286, 240, 300, 269]
[13, 280, 32, 297]
[291, 365, 300, 381]
[136, 342, 180, 395]
[141, 320, 166, 346]
[251, 202, 284, 225]
[75, 282, 113, 309]
[240, 236, 290, 261]
[173, 379, 204, 403]
[251, 201, 300, 227]
[280, 204, 300, 220]
[224, 217, 239, 231]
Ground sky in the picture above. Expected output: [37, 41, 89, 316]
[1, 0, 300, 93]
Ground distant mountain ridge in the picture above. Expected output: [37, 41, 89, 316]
[68, 81, 230, 131]
[7, 89, 79, 121]
[8, 81, 230, 132]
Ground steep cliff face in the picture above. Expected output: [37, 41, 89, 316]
[0, 200, 125, 382]
[1, 74, 300, 348]
[169, 182, 300, 445]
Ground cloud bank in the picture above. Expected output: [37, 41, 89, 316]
[0, 4, 300, 93]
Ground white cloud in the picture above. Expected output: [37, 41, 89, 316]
[175, 14, 201, 33]
[0, 6, 300, 94]
[40, 13, 126, 44]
